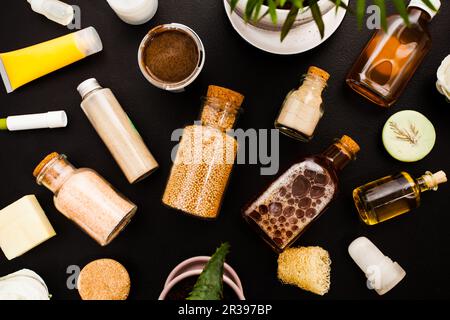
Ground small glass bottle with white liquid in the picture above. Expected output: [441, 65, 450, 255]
[275, 66, 330, 142]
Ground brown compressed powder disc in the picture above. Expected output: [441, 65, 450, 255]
[308, 66, 330, 81]
[340, 135, 360, 155]
[77, 259, 130, 300]
[33, 152, 59, 177]
[207, 85, 245, 109]
[144, 29, 199, 83]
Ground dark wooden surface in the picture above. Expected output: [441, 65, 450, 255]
[0, 0, 449, 300]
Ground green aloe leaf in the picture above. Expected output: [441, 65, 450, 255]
[291, 0, 304, 9]
[310, 0, 324, 38]
[187, 243, 231, 301]
[252, 0, 264, 21]
[268, 0, 278, 24]
[356, 0, 366, 30]
[373, 0, 387, 31]
[230, 0, 239, 11]
[281, 5, 299, 41]
[393, 0, 410, 26]
[245, 0, 260, 21]
[328, 0, 354, 14]
[419, 0, 437, 11]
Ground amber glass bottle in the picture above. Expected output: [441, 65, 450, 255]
[243, 136, 360, 252]
[346, 0, 440, 107]
[353, 171, 447, 225]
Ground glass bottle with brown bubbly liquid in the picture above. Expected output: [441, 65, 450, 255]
[346, 0, 441, 107]
[243, 136, 360, 252]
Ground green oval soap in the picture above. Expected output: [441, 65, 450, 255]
[382, 110, 436, 162]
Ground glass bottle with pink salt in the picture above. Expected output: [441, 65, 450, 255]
[243, 136, 360, 252]
[33, 152, 137, 246]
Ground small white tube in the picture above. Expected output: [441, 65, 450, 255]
[6, 111, 68, 131]
[28, 0, 75, 26]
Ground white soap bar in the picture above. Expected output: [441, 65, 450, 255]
[0, 195, 56, 260]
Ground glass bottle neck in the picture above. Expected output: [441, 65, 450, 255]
[299, 74, 327, 93]
[321, 143, 353, 171]
[416, 172, 439, 193]
[408, 7, 432, 24]
[36, 155, 76, 194]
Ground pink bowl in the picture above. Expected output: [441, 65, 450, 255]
[159, 256, 245, 300]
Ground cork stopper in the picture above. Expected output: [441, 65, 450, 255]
[308, 66, 330, 82]
[77, 259, 130, 300]
[33, 152, 60, 178]
[339, 135, 360, 156]
[423, 171, 447, 190]
[207, 85, 245, 109]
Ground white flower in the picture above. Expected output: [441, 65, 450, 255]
[436, 54, 450, 102]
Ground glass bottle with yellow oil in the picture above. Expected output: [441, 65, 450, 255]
[353, 171, 447, 225]
[346, 0, 441, 107]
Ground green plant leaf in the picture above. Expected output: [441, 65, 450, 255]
[245, 0, 260, 22]
[420, 0, 437, 11]
[268, 0, 278, 24]
[356, 0, 366, 30]
[187, 243, 231, 301]
[230, 0, 239, 11]
[310, 0, 324, 38]
[393, 0, 410, 26]
[291, 0, 304, 9]
[373, 0, 387, 31]
[335, 0, 342, 13]
[279, 0, 287, 6]
[280, 5, 299, 41]
[252, 0, 264, 21]
[328, 0, 353, 14]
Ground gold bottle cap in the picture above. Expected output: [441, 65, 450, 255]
[424, 171, 447, 189]
[77, 259, 130, 300]
[308, 66, 330, 82]
[207, 85, 245, 109]
[339, 135, 360, 156]
[33, 152, 60, 178]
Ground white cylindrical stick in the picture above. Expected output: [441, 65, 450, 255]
[4, 111, 68, 131]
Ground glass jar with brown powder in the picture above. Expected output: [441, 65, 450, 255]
[162, 85, 244, 219]
[138, 23, 205, 92]
[34, 152, 137, 246]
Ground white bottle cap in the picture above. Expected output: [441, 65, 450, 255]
[73, 27, 103, 57]
[348, 237, 406, 295]
[409, 0, 441, 19]
[77, 78, 102, 99]
[106, 0, 158, 25]
[6, 111, 67, 131]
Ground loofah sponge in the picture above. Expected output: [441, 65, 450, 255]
[277, 246, 331, 296]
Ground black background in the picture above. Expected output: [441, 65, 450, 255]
[0, 0, 449, 300]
